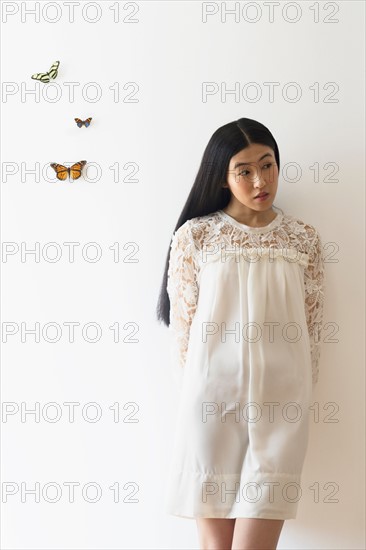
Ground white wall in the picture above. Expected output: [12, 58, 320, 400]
[1, 1, 365, 548]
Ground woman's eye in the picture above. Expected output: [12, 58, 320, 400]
[237, 163, 273, 178]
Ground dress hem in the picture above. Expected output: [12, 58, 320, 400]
[166, 510, 296, 520]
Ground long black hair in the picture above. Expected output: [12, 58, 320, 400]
[156, 117, 283, 327]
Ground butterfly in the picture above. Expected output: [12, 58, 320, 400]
[50, 160, 87, 181]
[31, 61, 60, 83]
[74, 117, 92, 128]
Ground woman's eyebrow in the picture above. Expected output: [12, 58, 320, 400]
[233, 153, 273, 168]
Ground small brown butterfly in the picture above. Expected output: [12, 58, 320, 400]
[50, 161, 87, 181]
[74, 117, 92, 128]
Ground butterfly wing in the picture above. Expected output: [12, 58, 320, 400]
[74, 118, 84, 128]
[69, 160, 87, 180]
[31, 72, 51, 83]
[48, 61, 60, 80]
[84, 117, 92, 127]
[50, 163, 69, 181]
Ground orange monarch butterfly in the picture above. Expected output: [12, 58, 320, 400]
[31, 61, 60, 83]
[75, 117, 92, 128]
[50, 161, 87, 181]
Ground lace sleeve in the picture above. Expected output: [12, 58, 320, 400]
[167, 221, 199, 369]
[304, 229, 326, 387]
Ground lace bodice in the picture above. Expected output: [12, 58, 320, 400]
[167, 209, 326, 386]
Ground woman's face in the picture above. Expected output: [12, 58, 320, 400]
[223, 143, 279, 212]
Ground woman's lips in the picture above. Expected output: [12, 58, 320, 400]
[254, 193, 269, 201]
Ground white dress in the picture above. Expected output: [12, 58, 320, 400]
[164, 209, 326, 520]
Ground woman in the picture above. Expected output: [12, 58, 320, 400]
[156, 117, 326, 549]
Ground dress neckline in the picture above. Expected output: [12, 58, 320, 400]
[218, 209, 284, 233]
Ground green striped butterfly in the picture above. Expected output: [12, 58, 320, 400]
[31, 61, 60, 83]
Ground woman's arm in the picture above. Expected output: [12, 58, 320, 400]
[304, 229, 326, 387]
[167, 221, 199, 369]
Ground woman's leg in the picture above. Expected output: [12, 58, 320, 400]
[196, 518, 236, 550]
[231, 518, 285, 550]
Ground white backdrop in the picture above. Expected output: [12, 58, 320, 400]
[1, 1, 365, 549]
